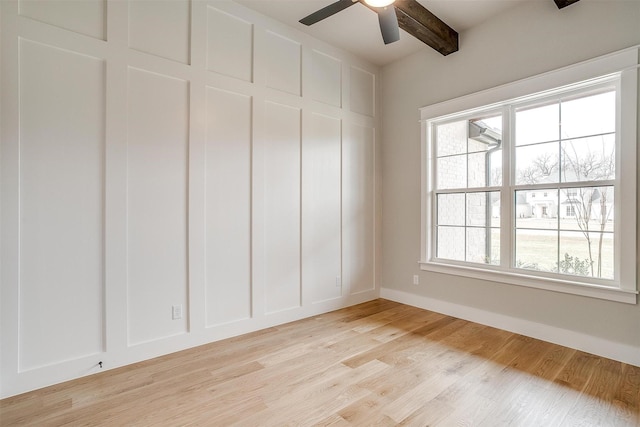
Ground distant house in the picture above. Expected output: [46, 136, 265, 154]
[493, 187, 614, 221]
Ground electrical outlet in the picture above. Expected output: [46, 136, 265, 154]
[413, 275, 419, 285]
[172, 304, 182, 320]
[336, 276, 341, 287]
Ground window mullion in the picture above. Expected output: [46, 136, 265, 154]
[557, 100, 562, 273]
[427, 122, 436, 262]
[501, 105, 513, 270]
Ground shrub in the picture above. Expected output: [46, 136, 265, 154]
[557, 253, 593, 276]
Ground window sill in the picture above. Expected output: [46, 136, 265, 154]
[419, 260, 637, 304]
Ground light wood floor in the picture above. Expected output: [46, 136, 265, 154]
[1, 299, 639, 426]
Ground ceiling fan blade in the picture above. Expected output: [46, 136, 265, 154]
[299, 0, 357, 26]
[377, 6, 400, 44]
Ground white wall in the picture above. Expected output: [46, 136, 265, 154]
[381, 0, 640, 365]
[0, 0, 381, 398]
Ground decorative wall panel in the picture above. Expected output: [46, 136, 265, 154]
[205, 87, 252, 326]
[126, 67, 189, 345]
[343, 123, 375, 294]
[18, 40, 105, 370]
[303, 113, 342, 303]
[129, 0, 191, 64]
[19, 0, 106, 40]
[263, 101, 301, 313]
[350, 66, 375, 117]
[206, 7, 253, 82]
[265, 31, 301, 96]
[310, 50, 341, 107]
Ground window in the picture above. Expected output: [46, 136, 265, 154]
[420, 48, 638, 303]
[514, 88, 616, 279]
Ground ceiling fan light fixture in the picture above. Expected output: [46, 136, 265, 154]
[364, 0, 395, 7]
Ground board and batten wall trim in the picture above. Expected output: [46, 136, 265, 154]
[0, 0, 381, 398]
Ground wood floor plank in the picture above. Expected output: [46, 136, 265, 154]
[341, 314, 458, 369]
[615, 364, 640, 418]
[240, 360, 388, 426]
[562, 357, 628, 426]
[2, 299, 638, 426]
[381, 367, 461, 423]
[312, 414, 351, 427]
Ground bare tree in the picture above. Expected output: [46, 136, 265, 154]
[517, 152, 558, 185]
[561, 140, 614, 277]
[519, 139, 614, 277]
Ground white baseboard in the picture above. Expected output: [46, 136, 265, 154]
[380, 287, 640, 367]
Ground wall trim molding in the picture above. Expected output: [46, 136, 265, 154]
[380, 287, 640, 367]
[0, 0, 381, 399]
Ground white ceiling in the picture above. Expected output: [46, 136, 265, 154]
[235, 0, 530, 66]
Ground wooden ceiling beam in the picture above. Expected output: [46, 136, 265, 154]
[364, 0, 576, 56]
[553, 0, 580, 9]
[393, 0, 458, 56]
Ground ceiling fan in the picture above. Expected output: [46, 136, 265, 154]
[299, 0, 580, 56]
[299, 0, 459, 55]
[299, 0, 400, 45]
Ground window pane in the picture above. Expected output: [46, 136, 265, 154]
[468, 152, 490, 188]
[437, 193, 465, 226]
[561, 91, 615, 139]
[559, 186, 614, 232]
[515, 190, 559, 229]
[514, 190, 532, 225]
[490, 228, 500, 265]
[436, 115, 502, 190]
[515, 142, 559, 185]
[468, 116, 502, 153]
[489, 149, 502, 187]
[464, 228, 486, 264]
[465, 227, 500, 265]
[490, 191, 500, 227]
[437, 226, 465, 261]
[515, 229, 558, 272]
[560, 134, 615, 182]
[468, 115, 502, 187]
[435, 120, 467, 157]
[559, 231, 614, 279]
[467, 192, 498, 226]
[437, 155, 466, 189]
[516, 103, 559, 146]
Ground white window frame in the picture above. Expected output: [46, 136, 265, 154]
[419, 47, 639, 304]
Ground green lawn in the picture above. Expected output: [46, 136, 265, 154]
[514, 232, 613, 279]
[489, 218, 614, 279]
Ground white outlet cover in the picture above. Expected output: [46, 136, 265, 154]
[172, 305, 182, 320]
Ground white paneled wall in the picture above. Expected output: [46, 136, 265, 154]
[349, 66, 376, 117]
[0, 0, 380, 398]
[303, 113, 342, 304]
[310, 50, 342, 107]
[265, 31, 302, 96]
[128, 0, 192, 64]
[18, 0, 106, 40]
[126, 68, 190, 345]
[205, 87, 252, 327]
[263, 101, 302, 314]
[206, 8, 253, 81]
[18, 39, 106, 371]
[343, 123, 376, 295]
